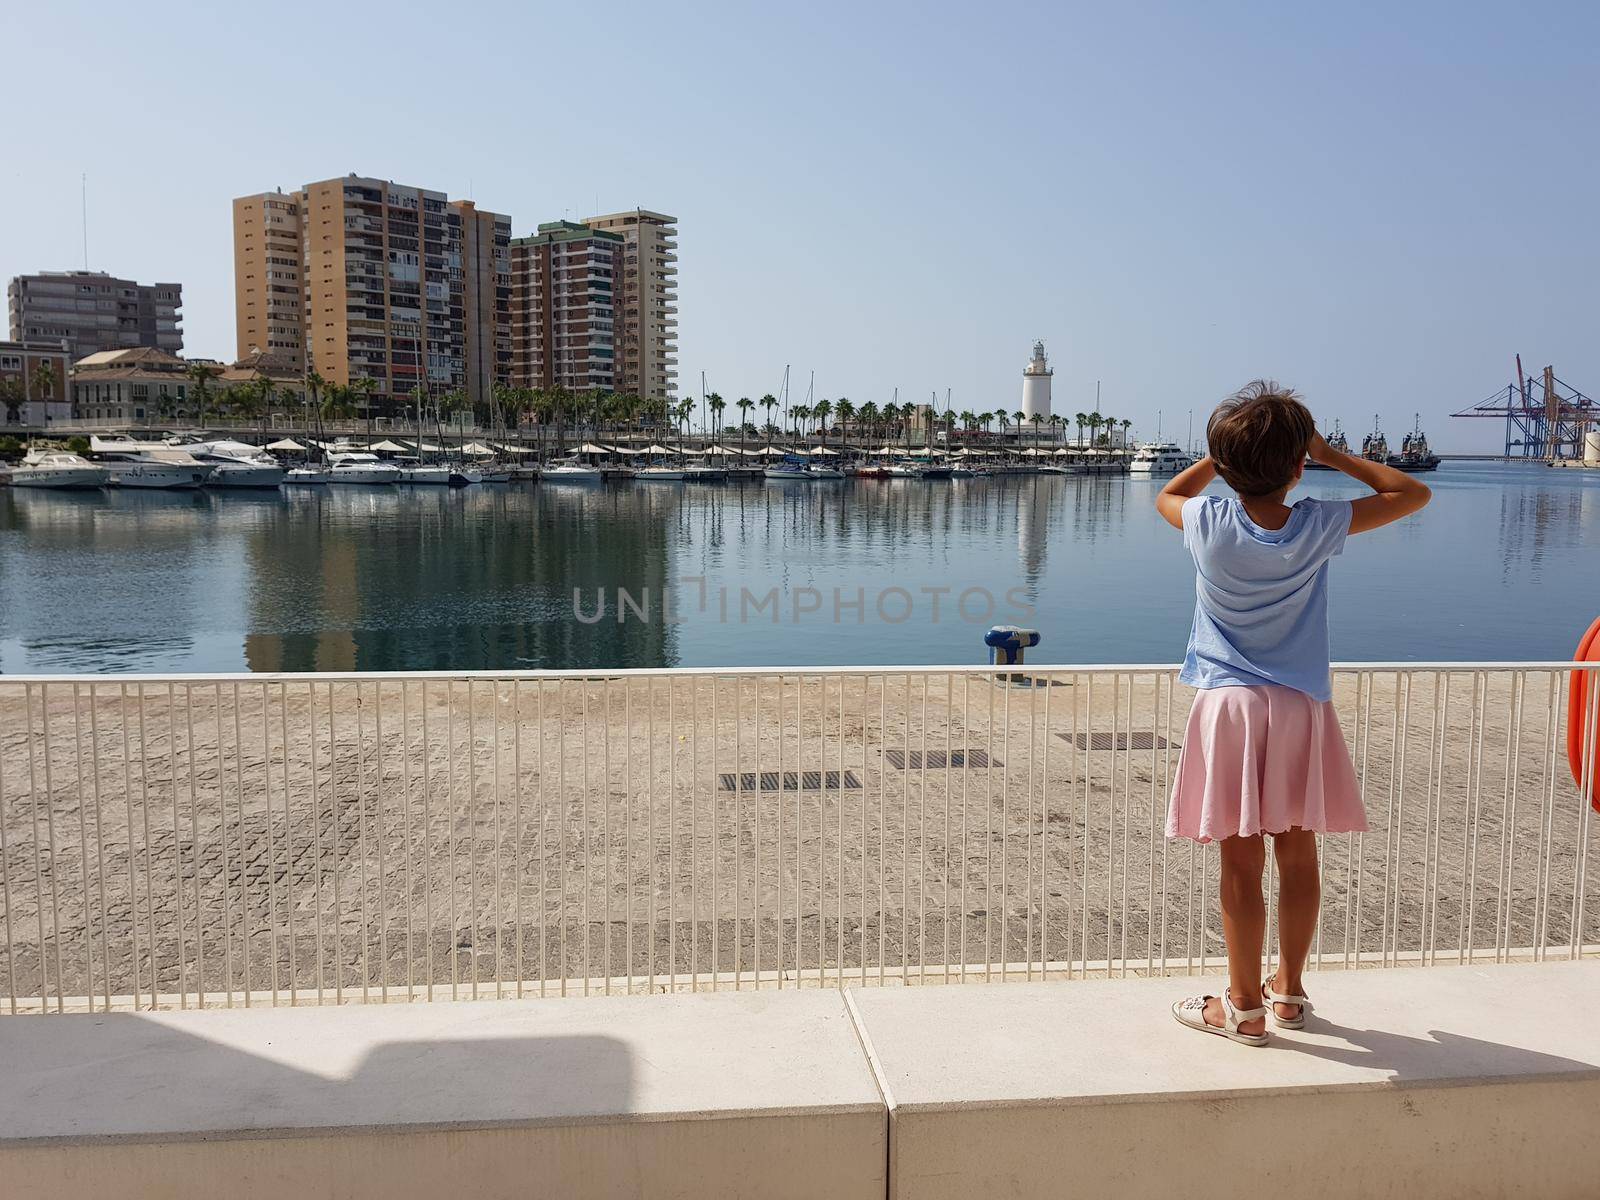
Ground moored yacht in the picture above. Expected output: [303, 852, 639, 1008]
[325, 451, 401, 484]
[182, 439, 286, 488]
[541, 457, 604, 482]
[763, 458, 811, 480]
[90, 438, 213, 489]
[638, 461, 690, 480]
[10, 450, 111, 490]
[1129, 442, 1195, 476]
[682, 457, 727, 482]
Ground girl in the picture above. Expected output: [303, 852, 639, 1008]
[1160, 381, 1431, 1045]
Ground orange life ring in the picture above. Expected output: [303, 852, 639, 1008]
[1571, 615, 1600, 813]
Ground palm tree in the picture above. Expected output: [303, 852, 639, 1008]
[1087, 410, 1104, 448]
[673, 396, 694, 452]
[707, 392, 726, 449]
[736, 397, 754, 457]
[858, 400, 879, 455]
[1, 378, 26, 424]
[528, 386, 555, 462]
[813, 398, 833, 456]
[251, 375, 276, 447]
[787, 403, 806, 444]
[759, 393, 778, 439]
[32, 360, 58, 414]
[1119, 417, 1133, 449]
[835, 397, 855, 456]
[1029, 412, 1044, 450]
[185, 362, 219, 427]
[349, 376, 378, 445]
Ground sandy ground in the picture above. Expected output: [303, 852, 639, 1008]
[1, 669, 1595, 1007]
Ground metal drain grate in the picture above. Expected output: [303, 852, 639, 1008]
[1059, 731, 1176, 751]
[717, 770, 862, 792]
[882, 749, 999, 769]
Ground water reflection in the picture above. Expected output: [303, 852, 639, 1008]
[1, 463, 1596, 673]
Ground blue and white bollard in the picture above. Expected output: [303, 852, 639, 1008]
[985, 625, 1040, 685]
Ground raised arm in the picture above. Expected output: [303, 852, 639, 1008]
[1156, 456, 1217, 530]
[1309, 433, 1431, 534]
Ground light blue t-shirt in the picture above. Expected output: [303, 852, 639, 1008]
[1179, 495, 1353, 702]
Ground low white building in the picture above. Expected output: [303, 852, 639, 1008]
[71, 346, 193, 423]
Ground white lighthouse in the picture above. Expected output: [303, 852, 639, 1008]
[1021, 340, 1053, 427]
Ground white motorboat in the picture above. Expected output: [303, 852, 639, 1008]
[392, 457, 481, 486]
[10, 450, 110, 490]
[885, 462, 926, 478]
[325, 452, 401, 484]
[393, 458, 452, 485]
[763, 461, 811, 480]
[682, 458, 728, 482]
[1129, 443, 1195, 476]
[90, 439, 213, 489]
[637, 463, 689, 480]
[182, 439, 286, 488]
[541, 458, 604, 482]
[284, 466, 330, 485]
[804, 464, 846, 479]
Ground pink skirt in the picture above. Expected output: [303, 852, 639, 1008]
[1166, 684, 1367, 843]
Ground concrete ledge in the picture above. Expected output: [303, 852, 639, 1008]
[849, 962, 1600, 1200]
[0, 989, 887, 1200]
[5, 963, 1598, 1199]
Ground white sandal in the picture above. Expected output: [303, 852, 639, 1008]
[1262, 974, 1312, 1030]
[1171, 988, 1269, 1046]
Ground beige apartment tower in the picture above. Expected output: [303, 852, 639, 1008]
[233, 175, 510, 412]
[583, 209, 677, 404]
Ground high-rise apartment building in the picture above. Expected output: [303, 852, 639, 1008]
[232, 175, 510, 412]
[508, 221, 625, 395]
[456, 200, 513, 407]
[583, 210, 677, 404]
[7, 271, 183, 361]
[231, 191, 305, 369]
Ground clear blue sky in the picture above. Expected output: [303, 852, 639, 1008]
[4, 0, 1596, 451]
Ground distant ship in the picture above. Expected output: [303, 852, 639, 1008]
[1388, 415, 1440, 473]
[1305, 420, 1348, 470]
[1360, 415, 1389, 464]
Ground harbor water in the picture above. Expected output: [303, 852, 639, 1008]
[1, 462, 1596, 674]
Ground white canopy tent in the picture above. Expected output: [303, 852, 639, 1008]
[369, 440, 410, 453]
[460, 442, 496, 457]
[265, 438, 307, 452]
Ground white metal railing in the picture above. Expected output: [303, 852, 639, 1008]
[0, 663, 1595, 1013]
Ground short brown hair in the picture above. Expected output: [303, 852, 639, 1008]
[1207, 380, 1315, 497]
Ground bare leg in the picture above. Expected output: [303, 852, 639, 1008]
[1204, 834, 1266, 1035]
[1268, 828, 1320, 1020]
